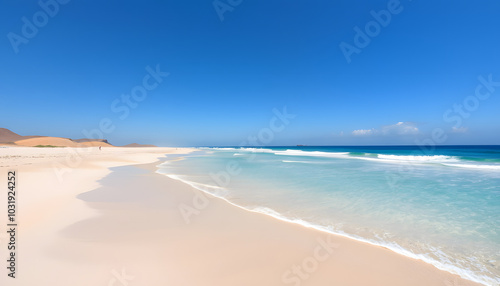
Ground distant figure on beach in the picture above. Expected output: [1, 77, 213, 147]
[99, 146, 101, 151]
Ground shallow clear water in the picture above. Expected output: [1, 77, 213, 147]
[157, 146, 500, 285]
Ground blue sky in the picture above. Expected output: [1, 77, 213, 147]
[1, 0, 499, 146]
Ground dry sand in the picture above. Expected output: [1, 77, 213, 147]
[13, 137, 113, 148]
[0, 128, 115, 147]
[0, 147, 481, 286]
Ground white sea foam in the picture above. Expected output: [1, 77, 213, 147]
[276, 149, 500, 171]
[282, 160, 317, 164]
[202, 147, 238, 150]
[276, 150, 461, 164]
[442, 163, 500, 170]
[163, 174, 225, 190]
[240, 148, 276, 153]
[159, 148, 500, 285]
[274, 149, 349, 158]
[377, 154, 459, 162]
[202, 147, 500, 172]
[201, 147, 276, 153]
[157, 167, 498, 286]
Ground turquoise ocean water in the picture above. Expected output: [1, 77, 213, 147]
[157, 146, 500, 285]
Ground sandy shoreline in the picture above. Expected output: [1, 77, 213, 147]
[0, 147, 482, 286]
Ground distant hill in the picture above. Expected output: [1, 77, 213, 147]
[0, 128, 112, 147]
[0, 128, 156, 148]
[122, 143, 158, 147]
[0, 128, 40, 143]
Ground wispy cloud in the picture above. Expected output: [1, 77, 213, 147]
[352, 122, 419, 136]
[352, 129, 375, 136]
[381, 122, 419, 135]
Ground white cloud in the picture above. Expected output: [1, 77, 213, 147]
[451, 127, 468, 133]
[381, 121, 419, 135]
[352, 122, 419, 136]
[352, 129, 374, 136]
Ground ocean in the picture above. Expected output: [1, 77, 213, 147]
[157, 146, 500, 285]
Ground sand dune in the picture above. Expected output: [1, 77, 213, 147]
[14, 137, 80, 147]
[0, 127, 40, 143]
[13, 137, 113, 148]
[0, 128, 116, 147]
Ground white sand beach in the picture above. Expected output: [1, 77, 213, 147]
[0, 147, 481, 286]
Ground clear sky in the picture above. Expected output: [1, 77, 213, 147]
[1, 0, 499, 146]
